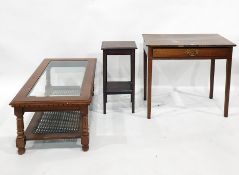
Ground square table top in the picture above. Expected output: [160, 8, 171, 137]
[101, 41, 137, 50]
[142, 34, 236, 47]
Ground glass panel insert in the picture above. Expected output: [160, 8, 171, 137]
[28, 60, 87, 97]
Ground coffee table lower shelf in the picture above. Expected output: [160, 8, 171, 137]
[25, 111, 82, 141]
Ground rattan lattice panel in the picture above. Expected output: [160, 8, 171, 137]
[33, 111, 81, 134]
[45, 86, 81, 96]
[50, 89, 80, 96]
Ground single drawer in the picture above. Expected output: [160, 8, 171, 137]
[153, 48, 232, 58]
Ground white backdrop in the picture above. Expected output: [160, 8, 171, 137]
[0, 0, 239, 112]
[0, 0, 239, 120]
[0, 0, 239, 106]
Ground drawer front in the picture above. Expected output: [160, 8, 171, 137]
[153, 48, 232, 58]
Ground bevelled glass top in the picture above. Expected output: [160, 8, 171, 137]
[28, 60, 87, 97]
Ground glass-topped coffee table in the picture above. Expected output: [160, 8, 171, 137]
[10, 58, 96, 155]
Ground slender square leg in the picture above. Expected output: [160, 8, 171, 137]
[103, 94, 107, 114]
[81, 106, 89, 151]
[209, 59, 215, 99]
[224, 58, 232, 117]
[131, 51, 133, 103]
[147, 58, 152, 119]
[103, 52, 107, 114]
[14, 107, 26, 155]
[144, 50, 147, 101]
[131, 52, 133, 103]
[131, 50, 135, 113]
[106, 54, 108, 103]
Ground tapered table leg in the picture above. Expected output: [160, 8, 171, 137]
[81, 106, 89, 151]
[144, 50, 147, 101]
[224, 58, 232, 117]
[147, 58, 152, 119]
[14, 107, 26, 155]
[209, 59, 215, 99]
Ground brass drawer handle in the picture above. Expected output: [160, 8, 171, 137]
[185, 49, 199, 56]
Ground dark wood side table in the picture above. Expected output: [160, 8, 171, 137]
[143, 34, 236, 119]
[101, 41, 137, 114]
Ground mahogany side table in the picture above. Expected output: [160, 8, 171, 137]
[143, 34, 236, 119]
[101, 41, 137, 114]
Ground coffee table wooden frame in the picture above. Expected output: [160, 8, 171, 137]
[10, 58, 96, 155]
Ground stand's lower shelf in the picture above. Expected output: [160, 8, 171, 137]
[25, 111, 81, 141]
[106, 81, 133, 94]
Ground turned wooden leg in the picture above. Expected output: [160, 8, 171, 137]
[144, 50, 147, 101]
[209, 59, 215, 99]
[81, 105, 89, 151]
[14, 107, 26, 155]
[224, 58, 232, 117]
